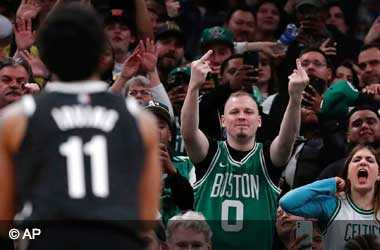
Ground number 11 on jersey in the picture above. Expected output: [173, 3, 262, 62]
[59, 135, 109, 199]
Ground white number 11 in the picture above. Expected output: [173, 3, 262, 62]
[59, 135, 109, 199]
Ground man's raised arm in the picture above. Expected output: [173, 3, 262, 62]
[270, 59, 309, 167]
[180, 50, 213, 164]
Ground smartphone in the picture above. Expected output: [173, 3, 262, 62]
[243, 51, 259, 68]
[206, 72, 219, 88]
[296, 221, 313, 250]
[308, 76, 326, 95]
[167, 73, 189, 92]
[243, 51, 259, 79]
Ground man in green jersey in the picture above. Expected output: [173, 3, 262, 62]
[181, 50, 309, 250]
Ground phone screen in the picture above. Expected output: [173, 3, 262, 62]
[243, 51, 259, 78]
[243, 51, 259, 68]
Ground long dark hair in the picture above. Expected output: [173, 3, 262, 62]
[340, 145, 380, 222]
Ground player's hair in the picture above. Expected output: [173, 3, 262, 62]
[0, 57, 33, 82]
[340, 144, 380, 222]
[166, 211, 212, 243]
[36, 3, 105, 81]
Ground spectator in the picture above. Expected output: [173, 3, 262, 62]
[319, 44, 380, 121]
[0, 57, 32, 109]
[331, 60, 360, 89]
[200, 27, 234, 76]
[181, 50, 308, 249]
[167, 66, 191, 156]
[274, 206, 322, 250]
[263, 48, 332, 140]
[319, 105, 380, 179]
[166, 211, 212, 250]
[173, 0, 227, 60]
[140, 219, 168, 250]
[198, 52, 277, 141]
[110, 39, 175, 118]
[146, 0, 167, 33]
[253, 0, 282, 42]
[103, 9, 136, 76]
[99, 39, 115, 85]
[280, 144, 380, 250]
[125, 76, 154, 104]
[167, 66, 190, 117]
[143, 100, 194, 224]
[325, 1, 350, 35]
[225, 6, 256, 42]
[358, 44, 380, 86]
[155, 21, 186, 85]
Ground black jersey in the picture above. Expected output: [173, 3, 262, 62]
[13, 82, 145, 229]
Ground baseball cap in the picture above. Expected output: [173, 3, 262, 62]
[155, 22, 184, 43]
[103, 9, 134, 28]
[167, 66, 191, 91]
[296, 0, 322, 10]
[143, 100, 172, 125]
[169, 66, 191, 77]
[0, 15, 12, 39]
[200, 27, 234, 52]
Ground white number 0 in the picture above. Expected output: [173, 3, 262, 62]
[59, 135, 109, 199]
[221, 200, 243, 232]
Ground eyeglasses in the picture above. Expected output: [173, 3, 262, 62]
[128, 90, 152, 97]
[300, 60, 327, 68]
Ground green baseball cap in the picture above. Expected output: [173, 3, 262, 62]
[169, 66, 191, 77]
[200, 26, 234, 52]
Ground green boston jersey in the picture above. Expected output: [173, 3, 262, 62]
[161, 156, 195, 224]
[194, 141, 280, 250]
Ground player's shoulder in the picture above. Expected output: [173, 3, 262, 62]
[0, 97, 31, 152]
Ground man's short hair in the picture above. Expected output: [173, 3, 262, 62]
[220, 54, 244, 75]
[0, 57, 33, 82]
[225, 6, 255, 24]
[299, 47, 331, 68]
[37, 3, 105, 81]
[348, 105, 380, 123]
[166, 211, 212, 243]
[359, 43, 380, 54]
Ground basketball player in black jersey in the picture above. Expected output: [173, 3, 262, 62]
[0, 3, 160, 250]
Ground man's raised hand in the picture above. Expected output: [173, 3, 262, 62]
[288, 59, 309, 99]
[189, 50, 213, 89]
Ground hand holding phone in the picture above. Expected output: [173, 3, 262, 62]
[295, 221, 313, 250]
